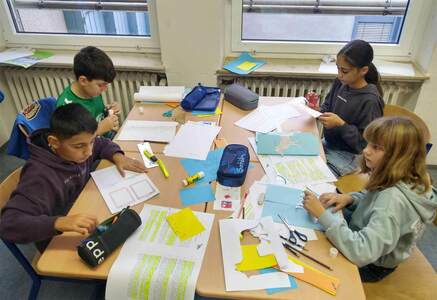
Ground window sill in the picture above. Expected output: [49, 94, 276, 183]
[0, 49, 165, 73]
[217, 57, 429, 83]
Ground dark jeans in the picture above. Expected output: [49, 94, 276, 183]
[359, 264, 397, 282]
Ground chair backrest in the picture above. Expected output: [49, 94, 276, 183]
[0, 168, 21, 211]
[383, 104, 431, 144]
[7, 97, 57, 160]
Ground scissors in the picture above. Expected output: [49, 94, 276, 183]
[278, 214, 308, 246]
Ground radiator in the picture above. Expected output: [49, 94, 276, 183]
[0, 67, 167, 121]
[218, 76, 418, 106]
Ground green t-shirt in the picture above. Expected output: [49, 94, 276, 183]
[57, 85, 105, 122]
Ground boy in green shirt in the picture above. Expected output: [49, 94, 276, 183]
[57, 46, 120, 136]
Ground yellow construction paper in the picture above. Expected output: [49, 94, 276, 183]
[166, 208, 205, 241]
[237, 61, 257, 71]
[235, 244, 278, 271]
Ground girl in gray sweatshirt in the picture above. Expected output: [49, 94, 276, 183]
[319, 40, 384, 176]
[303, 116, 437, 282]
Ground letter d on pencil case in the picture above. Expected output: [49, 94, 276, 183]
[77, 209, 142, 267]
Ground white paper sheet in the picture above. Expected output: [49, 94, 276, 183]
[164, 123, 221, 160]
[133, 86, 186, 102]
[106, 204, 214, 300]
[235, 102, 301, 133]
[231, 181, 266, 220]
[91, 166, 159, 213]
[220, 217, 298, 292]
[213, 183, 241, 211]
[117, 120, 178, 142]
[294, 103, 322, 118]
[137, 142, 158, 168]
[0, 48, 33, 63]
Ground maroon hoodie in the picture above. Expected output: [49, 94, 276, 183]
[0, 129, 123, 251]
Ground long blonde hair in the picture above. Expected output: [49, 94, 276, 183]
[361, 116, 430, 192]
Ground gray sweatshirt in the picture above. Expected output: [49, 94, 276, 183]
[320, 79, 384, 154]
[318, 182, 437, 268]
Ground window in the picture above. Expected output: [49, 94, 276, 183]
[0, 0, 159, 51]
[231, 0, 429, 57]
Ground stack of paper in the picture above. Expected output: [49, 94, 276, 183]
[164, 123, 221, 160]
[91, 166, 159, 213]
[223, 52, 266, 75]
[235, 102, 301, 133]
[106, 204, 214, 300]
[116, 120, 178, 142]
[133, 86, 186, 102]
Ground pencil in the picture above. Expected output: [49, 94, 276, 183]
[287, 243, 333, 271]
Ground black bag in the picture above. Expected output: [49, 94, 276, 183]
[77, 208, 141, 267]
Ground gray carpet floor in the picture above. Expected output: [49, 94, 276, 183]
[1, 143, 436, 300]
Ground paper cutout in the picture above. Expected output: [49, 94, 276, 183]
[166, 208, 205, 240]
[237, 61, 257, 71]
[219, 217, 292, 291]
[179, 184, 215, 206]
[180, 148, 224, 184]
[236, 244, 277, 271]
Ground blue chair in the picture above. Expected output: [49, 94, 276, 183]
[0, 168, 105, 300]
[7, 97, 57, 160]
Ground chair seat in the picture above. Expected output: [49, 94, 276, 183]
[335, 173, 369, 194]
[363, 248, 437, 300]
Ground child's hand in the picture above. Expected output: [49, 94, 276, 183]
[303, 191, 325, 218]
[107, 102, 121, 115]
[54, 214, 97, 235]
[112, 153, 147, 177]
[99, 115, 119, 134]
[318, 112, 345, 129]
[319, 193, 353, 213]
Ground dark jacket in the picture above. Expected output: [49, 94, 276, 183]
[321, 79, 384, 154]
[0, 129, 122, 251]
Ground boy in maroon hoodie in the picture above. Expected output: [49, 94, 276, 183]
[0, 103, 146, 251]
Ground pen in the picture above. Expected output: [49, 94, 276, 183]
[282, 243, 299, 257]
[143, 150, 169, 178]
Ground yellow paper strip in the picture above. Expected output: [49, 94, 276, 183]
[236, 244, 277, 271]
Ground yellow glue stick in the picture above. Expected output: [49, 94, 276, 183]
[182, 171, 205, 186]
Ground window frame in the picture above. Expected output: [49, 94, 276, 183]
[0, 0, 160, 53]
[230, 0, 430, 59]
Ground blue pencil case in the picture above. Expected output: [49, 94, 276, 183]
[181, 84, 220, 111]
[217, 144, 250, 187]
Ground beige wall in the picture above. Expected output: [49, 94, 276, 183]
[155, 0, 225, 86]
[0, 25, 16, 145]
[413, 3, 437, 164]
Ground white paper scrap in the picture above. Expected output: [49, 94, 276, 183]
[213, 183, 241, 211]
[137, 142, 158, 168]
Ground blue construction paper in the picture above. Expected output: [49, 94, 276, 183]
[259, 268, 297, 294]
[179, 184, 215, 206]
[180, 148, 224, 184]
[255, 132, 320, 156]
[223, 52, 266, 75]
[261, 184, 340, 230]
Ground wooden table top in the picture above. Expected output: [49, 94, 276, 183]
[36, 97, 364, 299]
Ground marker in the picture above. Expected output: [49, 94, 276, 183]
[143, 150, 169, 178]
